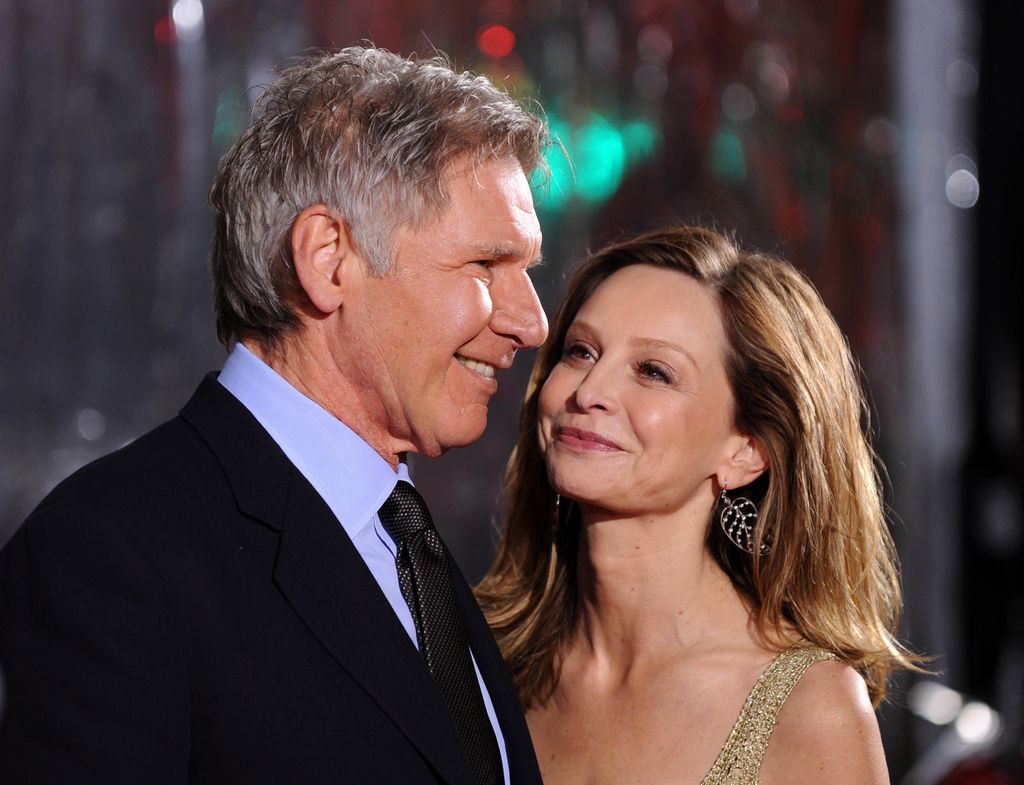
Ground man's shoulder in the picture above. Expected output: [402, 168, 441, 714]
[10, 376, 260, 551]
[32, 374, 260, 513]
[13, 416, 216, 539]
[51, 414, 209, 496]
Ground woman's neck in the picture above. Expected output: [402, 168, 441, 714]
[571, 504, 753, 679]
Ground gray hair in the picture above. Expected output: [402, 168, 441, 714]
[210, 46, 549, 349]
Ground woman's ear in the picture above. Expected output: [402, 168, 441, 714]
[719, 435, 768, 490]
[291, 204, 355, 315]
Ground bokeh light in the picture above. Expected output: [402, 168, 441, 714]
[710, 128, 747, 184]
[620, 119, 660, 165]
[573, 113, 626, 204]
[154, 16, 175, 46]
[722, 83, 757, 123]
[946, 168, 980, 208]
[477, 24, 516, 59]
[172, 0, 205, 42]
[540, 114, 574, 211]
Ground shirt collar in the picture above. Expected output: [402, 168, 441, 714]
[216, 342, 409, 539]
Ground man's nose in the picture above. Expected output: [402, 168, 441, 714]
[491, 270, 549, 349]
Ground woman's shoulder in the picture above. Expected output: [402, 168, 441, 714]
[759, 652, 889, 785]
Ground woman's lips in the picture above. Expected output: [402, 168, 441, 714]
[556, 427, 622, 452]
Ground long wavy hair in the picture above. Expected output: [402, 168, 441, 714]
[476, 226, 920, 709]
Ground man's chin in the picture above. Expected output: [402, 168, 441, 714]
[407, 399, 491, 454]
[425, 411, 490, 455]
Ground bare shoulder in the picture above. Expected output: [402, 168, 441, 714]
[759, 658, 890, 785]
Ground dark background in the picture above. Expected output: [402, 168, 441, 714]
[1, 0, 1021, 780]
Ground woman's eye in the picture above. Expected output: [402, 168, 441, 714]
[637, 361, 672, 384]
[563, 343, 594, 362]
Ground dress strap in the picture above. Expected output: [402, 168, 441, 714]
[700, 647, 839, 785]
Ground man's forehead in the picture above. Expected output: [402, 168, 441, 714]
[447, 156, 534, 202]
[434, 160, 541, 251]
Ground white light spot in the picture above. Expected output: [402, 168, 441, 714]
[722, 83, 757, 123]
[908, 681, 963, 725]
[758, 60, 790, 105]
[172, 0, 205, 42]
[946, 169, 980, 208]
[76, 409, 106, 442]
[954, 701, 1001, 745]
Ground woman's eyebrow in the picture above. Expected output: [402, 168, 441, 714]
[629, 337, 700, 370]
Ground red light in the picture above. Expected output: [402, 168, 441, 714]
[477, 24, 515, 60]
[154, 16, 176, 46]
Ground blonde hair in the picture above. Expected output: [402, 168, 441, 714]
[476, 226, 920, 708]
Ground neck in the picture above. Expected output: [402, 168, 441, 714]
[243, 335, 410, 469]
[571, 502, 752, 674]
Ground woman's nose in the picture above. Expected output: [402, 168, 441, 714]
[571, 363, 618, 413]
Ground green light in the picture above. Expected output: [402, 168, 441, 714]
[710, 128, 747, 184]
[621, 119, 660, 165]
[538, 114, 574, 212]
[213, 89, 246, 149]
[573, 113, 625, 203]
[535, 110, 660, 213]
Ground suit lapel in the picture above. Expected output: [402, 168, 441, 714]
[273, 478, 476, 785]
[451, 571, 543, 785]
[181, 376, 476, 785]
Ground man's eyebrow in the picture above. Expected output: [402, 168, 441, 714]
[470, 244, 545, 267]
[630, 337, 701, 370]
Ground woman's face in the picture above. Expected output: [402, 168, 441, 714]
[537, 264, 745, 519]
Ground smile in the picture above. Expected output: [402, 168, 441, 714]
[456, 355, 496, 378]
[555, 427, 622, 452]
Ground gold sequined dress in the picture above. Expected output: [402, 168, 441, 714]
[700, 646, 839, 785]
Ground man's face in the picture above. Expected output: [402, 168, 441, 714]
[337, 157, 547, 460]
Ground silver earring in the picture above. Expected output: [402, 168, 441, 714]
[553, 493, 561, 534]
[718, 487, 769, 556]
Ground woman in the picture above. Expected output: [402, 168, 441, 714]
[477, 227, 920, 784]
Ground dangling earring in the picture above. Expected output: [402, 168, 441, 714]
[718, 486, 769, 556]
[553, 493, 561, 536]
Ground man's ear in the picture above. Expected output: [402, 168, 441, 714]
[719, 435, 768, 490]
[291, 204, 356, 315]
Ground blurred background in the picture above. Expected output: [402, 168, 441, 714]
[1, 0, 1021, 780]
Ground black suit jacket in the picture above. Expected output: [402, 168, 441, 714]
[0, 375, 542, 785]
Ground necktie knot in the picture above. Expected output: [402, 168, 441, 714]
[378, 480, 433, 543]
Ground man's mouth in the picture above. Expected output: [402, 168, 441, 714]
[456, 355, 496, 378]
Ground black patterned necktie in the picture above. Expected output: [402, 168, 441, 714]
[378, 481, 503, 785]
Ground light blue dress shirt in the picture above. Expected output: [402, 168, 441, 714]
[218, 343, 509, 783]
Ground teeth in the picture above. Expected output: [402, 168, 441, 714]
[457, 356, 496, 378]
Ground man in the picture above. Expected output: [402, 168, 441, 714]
[0, 47, 548, 784]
